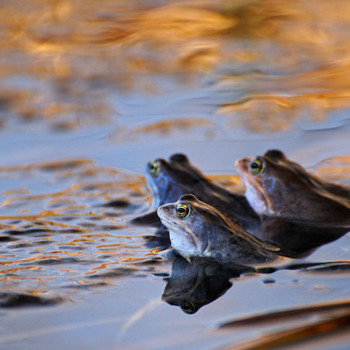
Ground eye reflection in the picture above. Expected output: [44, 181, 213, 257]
[180, 300, 197, 314]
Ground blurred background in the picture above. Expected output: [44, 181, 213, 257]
[1, 0, 350, 170]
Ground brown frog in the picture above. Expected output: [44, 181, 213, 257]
[235, 149, 350, 223]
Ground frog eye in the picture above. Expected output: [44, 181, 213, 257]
[180, 300, 196, 314]
[249, 157, 265, 175]
[176, 203, 191, 218]
[148, 161, 161, 176]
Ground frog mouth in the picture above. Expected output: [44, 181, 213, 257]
[162, 218, 197, 245]
[246, 179, 274, 214]
[235, 158, 274, 214]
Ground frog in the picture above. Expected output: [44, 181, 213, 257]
[235, 149, 350, 223]
[140, 153, 260, 230]
[157, 194, 288, 264]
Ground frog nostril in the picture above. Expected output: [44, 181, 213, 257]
[238, 158, 250, 169]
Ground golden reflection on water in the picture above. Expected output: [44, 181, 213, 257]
[1, 0, 350, 132]
[0, 158, 156, 298]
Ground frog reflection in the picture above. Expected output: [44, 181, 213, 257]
[235, 149, 350, 223]
[256, 215, 349, 258]
[157, 194, 287, 264]
[162, 254, 255, 314]
[162, 252, 350, 314]
[133, 153, 260, 230]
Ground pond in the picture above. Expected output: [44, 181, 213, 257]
[1, 0, 350, 349]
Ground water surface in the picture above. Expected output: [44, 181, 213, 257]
[1, 0, 350, 349]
